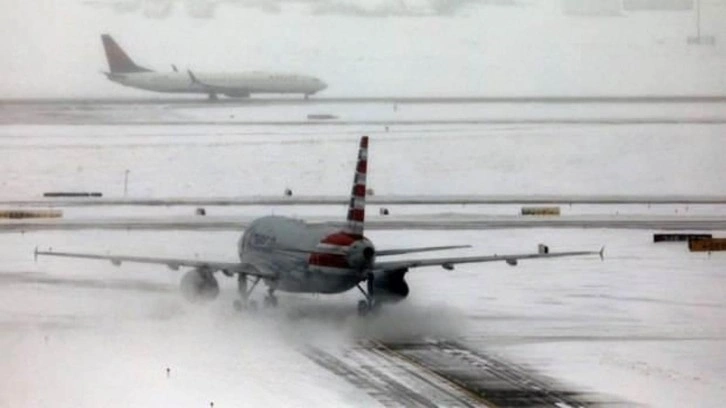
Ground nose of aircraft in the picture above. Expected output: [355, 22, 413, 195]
[316, 78, 328, 92]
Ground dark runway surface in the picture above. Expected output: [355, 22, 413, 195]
[3, 214, 726, 232]
[4, 95, 726, 106]
[4, 96, 726, 126]
[5, 194, 726, 207]
[306, 340, 608, 407]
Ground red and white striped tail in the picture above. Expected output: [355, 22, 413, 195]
[344, 136, 368, 237]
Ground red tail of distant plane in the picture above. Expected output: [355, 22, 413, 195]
[101, 34, 152, 74]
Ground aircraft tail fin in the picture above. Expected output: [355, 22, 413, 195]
[344, 136, 368, 237]
[101, 34, 152, 73]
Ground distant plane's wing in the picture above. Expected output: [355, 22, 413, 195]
[186, 69, 244, 94]
[34, 249, 276, 278]
[374, 247, 604, 271]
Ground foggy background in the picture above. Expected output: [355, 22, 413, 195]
[2, 0, 726, 98]
[3, 2, 726, 407]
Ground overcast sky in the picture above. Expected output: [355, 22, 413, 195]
[1, 0, 726, 97]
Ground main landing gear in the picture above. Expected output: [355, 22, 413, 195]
[356, 273, 379, 317]
[233, 274, 278, 312]
[263, 287, 278, 308]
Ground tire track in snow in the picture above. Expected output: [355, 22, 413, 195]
[305, 339, 607, 407]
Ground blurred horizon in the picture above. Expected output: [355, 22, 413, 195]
[2, 0, 726, 98]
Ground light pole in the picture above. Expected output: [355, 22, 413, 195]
[688, 0, 715, 46]
[696, 0, 701, 39]
[124, 169, 130, 197]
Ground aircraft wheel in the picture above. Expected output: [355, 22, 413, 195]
[233, 299, 244, 312]
[357, 300, 369, 317]
[248, 300, 258, 312]
[370, 302, 382, 315]
[264, 296, 278, 308]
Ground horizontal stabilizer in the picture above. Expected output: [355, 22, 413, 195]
[377, 245, 471, 256]
[271, 244, 471, 257]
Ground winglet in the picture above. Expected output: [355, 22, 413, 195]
[187, 69, 200, 84]
[599, 246, 605, 261]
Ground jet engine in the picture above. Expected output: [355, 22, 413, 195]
[180, 267, 219, 303]
[347, 238, 376, 270]
[371, 268, 409, 303]
[223, 91, 250, 98]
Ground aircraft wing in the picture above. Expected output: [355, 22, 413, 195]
[34, 248, 276, 278]
[373, 247, 604, 271]
[186, 70, 247, 95]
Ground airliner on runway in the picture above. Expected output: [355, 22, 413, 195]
[36, 136, 602, 316]
[100, 34, 327, 100]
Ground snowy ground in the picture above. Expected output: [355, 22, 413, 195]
[1, 99, 725, 407]
[2, 99, 726, 200]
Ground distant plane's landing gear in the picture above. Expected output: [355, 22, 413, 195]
[304, 94, 310, 100]
[233, 274, 261, 312]
[356, 273, 379, 317]
[208, 93, 218, 101]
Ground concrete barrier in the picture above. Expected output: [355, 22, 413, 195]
[0, 210, 62, 219]
[43, 192, 102, 198]
[689, 238, 726, 252]
[521, 206, 560, 216]
[654, 233, 712, 243]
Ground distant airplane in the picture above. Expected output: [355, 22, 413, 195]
[100, 34, 327, 100]
[36, 136, 602, 316]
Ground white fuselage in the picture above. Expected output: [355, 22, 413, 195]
[108, 71, 327, 97]
[238, 216, 363, 294]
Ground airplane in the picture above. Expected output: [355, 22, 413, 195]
[100, 34, 327, 100]
[35, 136, 603, 316]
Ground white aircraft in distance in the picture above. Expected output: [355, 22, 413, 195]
[36, 136, 603, 316]
[100, 34, 327, 100]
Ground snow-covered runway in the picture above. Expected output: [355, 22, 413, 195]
[1, 99, 725, 407]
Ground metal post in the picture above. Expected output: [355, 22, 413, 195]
[696, 0, 701, 39]
[124, 169, 130, 197]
